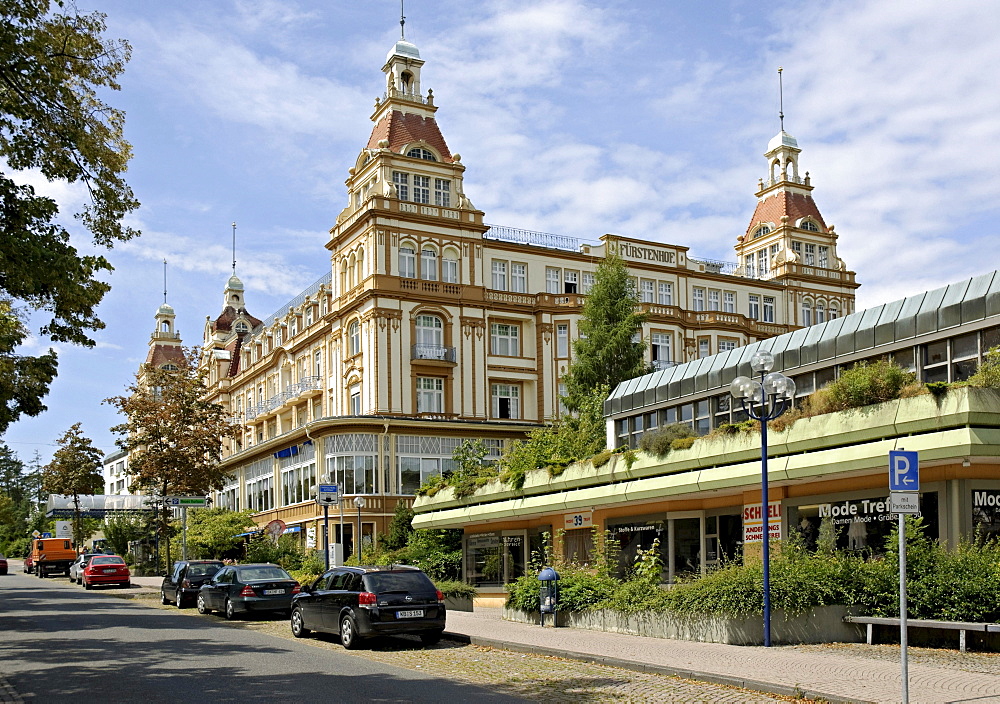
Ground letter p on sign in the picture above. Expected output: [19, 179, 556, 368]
[889, 450, 919, 492]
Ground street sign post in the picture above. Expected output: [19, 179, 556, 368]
[890, 448, 918, 704]
[316, 484, 340, 506]
[889, 450, 919, 492]
[890, 492, 920, 515]
[168, 496, 208, 507]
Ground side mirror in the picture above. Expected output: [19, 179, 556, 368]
[300, 583, 311, 594]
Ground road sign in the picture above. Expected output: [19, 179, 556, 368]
[167, 496, 208, 507]
[265, 519, 286, 540]
[889, 450, 919, 492]
[890, 492, 920, 514]
[41, 532, 52, 538]
[31, 530, 40, 538]
[317, 484, 340, 506]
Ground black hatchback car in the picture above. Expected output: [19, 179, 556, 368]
[161, 560, 224, 608]
[290, 565, 446, 648]
[197, 563, 300, 620]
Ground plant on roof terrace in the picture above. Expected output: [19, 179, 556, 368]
[968, 345, 1000, 388]
[638, 422, 696, 457]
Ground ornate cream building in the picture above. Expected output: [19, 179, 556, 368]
[152, 36, 859, 557]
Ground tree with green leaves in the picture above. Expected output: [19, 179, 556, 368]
[563, 250, 649, 411]
[102, 510, 145, 558]
[106, 348, 241, 568]
[178, 508, 257, 559]
[41, 422, 103, 548]
[0, 1, 138, 434]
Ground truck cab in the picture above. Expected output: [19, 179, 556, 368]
[32, 538, 76, 578]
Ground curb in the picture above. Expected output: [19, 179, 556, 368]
[442, 631, 869, 704]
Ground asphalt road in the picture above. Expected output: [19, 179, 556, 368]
[0, 570, 523, 703]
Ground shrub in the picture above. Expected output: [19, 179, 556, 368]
[670, 436, 696, 451]
[591, 449, 613, 467]
[820, 359, 915, 412]
[433, 579, 478, 599]
[968, 346, 1000, 388]
[638, 423, 696, 457]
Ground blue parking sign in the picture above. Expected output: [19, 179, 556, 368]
[889, 450, 919, 492]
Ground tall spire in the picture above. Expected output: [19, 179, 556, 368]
[778, 67, 785, 132]
[231, 222, 237, 277]
[400, 0, 406, 39]
[162, 259, 168, 305]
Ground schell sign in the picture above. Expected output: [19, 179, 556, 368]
[743, 501, 782, 543]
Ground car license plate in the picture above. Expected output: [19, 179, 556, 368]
[396, 609, 424, 619]
[103, 568, 117, 574]
[263, 589, 284, 595]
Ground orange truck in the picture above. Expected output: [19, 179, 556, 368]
[31, 538, 76, 578]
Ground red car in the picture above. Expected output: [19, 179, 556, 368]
[82, 555, 131, 589]
[23, 554, 33, 574]
[0, 554, 7, 575]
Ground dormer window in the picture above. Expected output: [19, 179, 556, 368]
[801, 219, 820, 232]
[161, 364, 178, 372]
[235, 321, 249, 333]
[406, 147, 436, 161]
[753, 225, 771, 238]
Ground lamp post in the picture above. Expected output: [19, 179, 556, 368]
[730, 349, 795, 648]
[353, 495, 366, 562]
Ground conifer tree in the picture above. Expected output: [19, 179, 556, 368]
[563, 250, 649, 410]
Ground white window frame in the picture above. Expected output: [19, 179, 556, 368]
[416, 377, 444, 414]
[491, 260, 507, 290]
[421, 248, 437, 281]
[491, 383, 520, 419]
[546, 267, 561, 294]
[511, 263, 527, 293]
[692, 287, 705, 312]
[413, 175, 430, 204]
[392, 171, 409, 201]
[748, 294, 760, 320]
[556, 323, 569, 358]
[399, 246, 416, 279]
[658, 282, 673, 306]
[434, 178, 451, 207]
[763, 296, 775, 323]
[723, 291, 735, 313]
[490, 322, 520, 357]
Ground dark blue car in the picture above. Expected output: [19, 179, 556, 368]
[197, 563, 300, 620]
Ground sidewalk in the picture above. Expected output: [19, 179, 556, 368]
[443, 607, 1000, 704]
[117, 575, 1000, 703]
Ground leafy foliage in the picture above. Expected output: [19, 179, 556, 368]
[638, 423, 696, 456]
[176, 508, 257, 560]
[563, 251, 649, 411]
[102, 510, 146, 558]
[42, 422, 103, 547]
[0, 1, 139, 432]
[381, 501, 415, 551]
[968, 345, 1000, 388]
[813, 359, 915, 413]
[106, 348, 241, 567]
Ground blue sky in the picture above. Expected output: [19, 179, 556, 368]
[6, 0, 1000, 466]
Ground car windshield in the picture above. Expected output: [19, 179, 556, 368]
[364, 572, 435, 594]
[188, 564, 222, 577]
[237, 566, 290, 582]
[91, 556, 124, 565]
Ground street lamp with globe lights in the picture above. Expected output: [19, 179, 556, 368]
[730, 349, 795, 648]
[353, 496, 366, 561]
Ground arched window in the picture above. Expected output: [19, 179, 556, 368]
[399, 245, 416, 279]
[801, 219, 820, 232]
[340, 261, 348, 294]
[348, 321, 361, 356]
[801, 300, 813, 327]
[816, 302, 826, 324]
[348, 253, 357, 290]
[161, 364, 178, 372]
[829, 305, 840, 321]
[406, 147, 436, 161]
[421, 247, 437, 281]
[161, 321, 170, 332]
[754, 225, 771, 238]
[414, 314, 445, 359]
[235, 321, 249, 333]
[442, 247, 459, 283]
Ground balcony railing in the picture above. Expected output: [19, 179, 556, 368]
[244, 376, 324, 421]
[411, 344, 456, 362]
[484, 224, 579, 252]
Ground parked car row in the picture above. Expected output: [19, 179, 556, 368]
[161, 561, 448, 649]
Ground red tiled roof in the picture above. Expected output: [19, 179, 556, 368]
[366, 110, 453, 162]
[226, 336, 243, 378]
[742, 191, 827, 240]
[212, 306, 261, 334]
[145, 344, 185, 368]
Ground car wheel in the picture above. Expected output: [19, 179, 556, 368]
[290, 607, 310, 638]
[122, 582, 131, 589]
[224, 598, 237, 621]
[38, 568, 46, 578]
[84, 578, 92, 590]
[161, 589, 170, 605]
[176, 594, 187, 609]
[197, 594, 210, 614]
[420, 630, 444, 646]
[340, 615, 360, 649]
